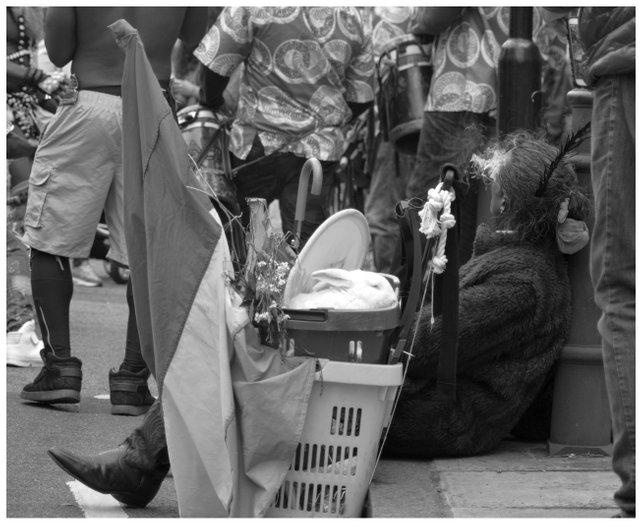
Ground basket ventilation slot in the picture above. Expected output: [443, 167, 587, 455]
[273, 480, 348, 514]
[292, 443, 359, 475]
[331, 406, 362, 436]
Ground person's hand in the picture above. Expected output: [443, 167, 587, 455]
[37, 70, 65, 94]
[171, 78, 199, 100]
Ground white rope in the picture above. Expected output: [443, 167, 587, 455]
[418, 182, 456, 274]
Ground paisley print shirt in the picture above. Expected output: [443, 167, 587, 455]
[418, 7, 564, 114]
[194, 7, 375, 161]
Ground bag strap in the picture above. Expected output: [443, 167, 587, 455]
[389, 169, 454, 364]
[389, 166, 462, 403]
[388, 198, 424, 364]
[433, 166, 460, 400]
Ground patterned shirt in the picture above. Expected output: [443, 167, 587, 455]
[418, 7, 563, 114]
[194, 7, 375, 161]
[365, 7, 418, 57]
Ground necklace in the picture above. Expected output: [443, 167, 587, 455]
[7, 8, 41, 140]
[8, 9, 32, 67]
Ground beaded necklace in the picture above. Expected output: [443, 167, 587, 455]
[7, 8, 41, 140]
[7, 9, 32, 68]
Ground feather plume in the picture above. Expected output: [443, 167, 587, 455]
[536, 121, 591, 197]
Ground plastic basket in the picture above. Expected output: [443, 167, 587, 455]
[266, 360, 403, 517]
[284, 305, 400, 364]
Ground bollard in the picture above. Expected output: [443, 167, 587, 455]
[478, 7, 543, 229]
[497, 7, 543, 134]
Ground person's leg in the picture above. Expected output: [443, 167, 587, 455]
[365, 141, 414, 275]
[230, 137, 281, 229]
[406, 111, 493, 265]
[29, 249, 73, 358]
[118, 279, 147, 372]
[590, 72, 635, 517]
[100, 99, 153, 416]
[109, 279, 154, 416]
[48, 399, 169, 508]
[20, 248, 82, 403]
[231, 143, 336, 247]
[123, 399, 169, 470]
[6, 226, 35, 333]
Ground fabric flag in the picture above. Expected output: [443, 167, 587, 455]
[110, 19, 315, 517]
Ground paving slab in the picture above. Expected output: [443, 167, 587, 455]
[369, 439, 619, 518]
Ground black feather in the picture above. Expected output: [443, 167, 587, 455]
[536, 121, 591, 197]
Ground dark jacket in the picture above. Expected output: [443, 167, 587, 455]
[385, 224, 571, 458]
[579, 7, 635, 83]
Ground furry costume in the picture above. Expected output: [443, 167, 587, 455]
[384, 223, 570, 458]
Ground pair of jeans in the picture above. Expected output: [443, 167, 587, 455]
[230, 137, 336, 248]
[364, 140, 414, 276]
[407, 111, 495, 265]
[590, 72, 635, 516]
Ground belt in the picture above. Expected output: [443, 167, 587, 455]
[85, 79, 171, 98]
[86, 85, 122, 97]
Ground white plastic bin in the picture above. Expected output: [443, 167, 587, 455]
[267, 360, 403, 517]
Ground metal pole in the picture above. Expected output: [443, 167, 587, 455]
[497, 7, 543, 135]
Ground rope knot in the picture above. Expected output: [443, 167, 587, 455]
[430, 255, 448, 274]
[418, 181, 456, 272]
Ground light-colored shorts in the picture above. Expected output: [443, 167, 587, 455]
[22, 90, 128, 266]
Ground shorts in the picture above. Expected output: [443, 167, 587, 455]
[22, 90, 128, 266]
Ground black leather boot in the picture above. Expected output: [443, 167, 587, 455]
[47, 444, 169, 508]
[47, 400, 169, 508]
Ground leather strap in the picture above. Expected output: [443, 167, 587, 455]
[390, 165, 462, 403]
[59, 367, 82, 378]
[388, 197, 424, 364]
[434, 167, 460, 400]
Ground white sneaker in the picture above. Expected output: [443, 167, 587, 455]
[72, 259, 103, 287]
[7, 319, 44, 367]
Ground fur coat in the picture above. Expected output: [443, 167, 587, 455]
[384, 224, 571, 458]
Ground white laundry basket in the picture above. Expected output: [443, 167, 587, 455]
[266, 360, 402, 517]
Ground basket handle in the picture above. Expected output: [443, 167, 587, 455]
[283, 308, 329, 322]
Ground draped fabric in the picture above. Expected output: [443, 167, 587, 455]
[111, 19, 315, 516]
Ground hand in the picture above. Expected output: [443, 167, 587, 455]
[37, 70, 71, 96]
[171, 78, 199, 100]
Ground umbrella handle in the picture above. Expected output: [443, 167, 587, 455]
[293, 158, 323, 247]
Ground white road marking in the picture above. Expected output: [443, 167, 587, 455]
[67, 480, 128, 518]
[94, 394, 110, 400]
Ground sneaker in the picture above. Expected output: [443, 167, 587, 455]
[72, 260, 103, 287]
[7, 319, 44, 367]
[109, 367, 155, 416]
[21, 350, 82, 404]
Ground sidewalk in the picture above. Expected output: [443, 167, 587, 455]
[369, 439, 619, 518]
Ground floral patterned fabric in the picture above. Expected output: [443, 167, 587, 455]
[194, 7, 375, 161]
[423, 7, 566, 114]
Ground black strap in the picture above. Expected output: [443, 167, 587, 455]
[390, 166, 461, 403]
[434, 166, 460, 400]
[389, 170, 454, 364]
[388, 197, 424, 364]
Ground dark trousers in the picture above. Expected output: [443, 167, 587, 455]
[230, 137, 336, 247]
[406, 111, 495, 266]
